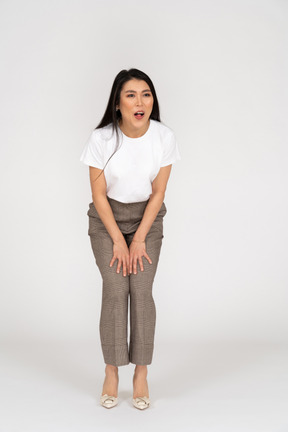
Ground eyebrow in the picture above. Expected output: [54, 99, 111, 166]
[124, 89, 151, 93]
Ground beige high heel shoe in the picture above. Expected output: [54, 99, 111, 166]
[132, 371, 150, 410]
[100, 394, 118, 408]
[100, 368, 119, 408]
[132, 395, 150, 410]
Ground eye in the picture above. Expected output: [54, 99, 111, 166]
[127, 94, 135, 97]
[144, 93, 151, 97]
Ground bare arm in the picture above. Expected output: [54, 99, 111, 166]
[133, 164, 172, 242]
[89, 166, 129, 276]
[129, 164, 173, 274]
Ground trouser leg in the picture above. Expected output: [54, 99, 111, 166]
[89, 228, 130, 367]
[127, 211, 165, 365]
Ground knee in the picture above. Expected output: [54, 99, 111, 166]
[129, 268, 155, 290]
[102, 273, 129, 301]
[102, 289, 129, 310]
[129, 281, 154, 299]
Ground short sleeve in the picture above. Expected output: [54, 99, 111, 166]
[160, 131, 181, 167]
[79, 130, 104, 169]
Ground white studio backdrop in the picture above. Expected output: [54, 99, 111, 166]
[0, 0, 287, 346]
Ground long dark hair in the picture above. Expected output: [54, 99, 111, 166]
[92, 68, 161, 181]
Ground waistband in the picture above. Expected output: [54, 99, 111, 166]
[107, 196, 150, 206]
[88, 196, 167, 230]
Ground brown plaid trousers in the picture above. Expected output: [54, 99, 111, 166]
[87, 196, 167, 366]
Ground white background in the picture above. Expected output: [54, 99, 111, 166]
[0, 0, 287, 431]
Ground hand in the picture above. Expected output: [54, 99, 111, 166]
[129, 239, 152, 274]
[109, 239, 130, 277]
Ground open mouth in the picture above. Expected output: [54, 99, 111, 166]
[134, 111, 145, 119]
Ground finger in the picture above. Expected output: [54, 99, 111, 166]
[122, 260, 127, 277]
[133, 258, 138, 274]
[144, 252, 152, 264]
[127, 256, 130, 275]
[116, 259, 122, 274]
[110, 256, 116, 267]
[129, 256, 133, 274]
[139, 257, 144, 272]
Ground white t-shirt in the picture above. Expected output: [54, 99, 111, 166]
[79, 119, 181, 203]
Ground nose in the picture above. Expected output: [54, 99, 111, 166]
[136, 94, 143, 106]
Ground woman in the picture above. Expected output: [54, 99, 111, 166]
[80, 68, 181, 410]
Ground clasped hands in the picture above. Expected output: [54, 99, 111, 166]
[109, 237, 152, 276]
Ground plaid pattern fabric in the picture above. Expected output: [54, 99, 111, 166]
[87, 196, 167, 366]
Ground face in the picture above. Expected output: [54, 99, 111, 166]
[116, 79, 154, 131]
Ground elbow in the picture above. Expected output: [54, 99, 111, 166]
[150, 190, 166, 201]
[92, 191, 107, 204]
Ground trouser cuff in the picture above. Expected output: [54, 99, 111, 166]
[129, 342, 154, 365]
[102, 344, 130, 366]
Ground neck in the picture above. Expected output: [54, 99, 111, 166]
[118, 119, 150, 138]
